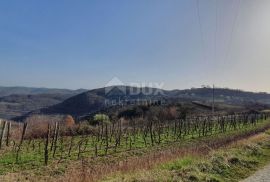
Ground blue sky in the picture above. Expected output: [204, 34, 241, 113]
[1, 0, 270, 92]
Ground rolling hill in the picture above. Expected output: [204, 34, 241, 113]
[0, 86, 87, 119]
[17, 86, 270, 121]
[0, 86, 86, 97]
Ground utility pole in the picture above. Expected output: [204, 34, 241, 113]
[212, 84, 215, 115]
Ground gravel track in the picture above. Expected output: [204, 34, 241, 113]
[242, 164, 270, 182]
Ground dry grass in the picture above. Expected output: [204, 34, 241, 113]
[59, 146, 202, 182]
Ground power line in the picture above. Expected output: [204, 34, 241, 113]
[212, 84, 215, 114]
[224, 0, 242, 63]
[214, 0, 218, 62]
[196, 0, 206, 62]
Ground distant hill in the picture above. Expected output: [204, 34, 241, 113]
[0, 86, 86, 97]
[18, 86, 270, 121]
[0, 86, 87, 119]
[169, 87, 270, 104]
[30, 86, 166, 117]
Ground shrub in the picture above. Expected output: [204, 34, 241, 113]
[244, 144, 263, 156]
[64, 115, 75, 127]
[197, 162, 213, 173]
[210, 155, 230, 174]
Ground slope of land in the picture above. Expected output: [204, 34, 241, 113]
[0, 86, 269, 121]
[27, 86, 270, 120]
[0, 86, 86, 97]
[0, 86, 87, 119]
[0, 94, 73, 119]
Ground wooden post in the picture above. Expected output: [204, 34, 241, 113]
[6, 122, 11, 147]
[50, 122, 57, 151]
[16, 122, 28, 163]
[68, 136, 74, 157]
[44, 124, 50, 165]
[0, 120, 6, 149]
[53, 122, 59, 158]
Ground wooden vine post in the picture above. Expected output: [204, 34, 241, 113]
[0, 120, 6, 149]
[16, 122, 28, 163]
[6, 122, 11, 147]
[44, 124, 50, 165]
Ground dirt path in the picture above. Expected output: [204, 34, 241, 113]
[242, 164, 270, 182]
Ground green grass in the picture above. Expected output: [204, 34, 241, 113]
[160, 156, 196, 170]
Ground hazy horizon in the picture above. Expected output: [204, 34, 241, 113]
[1, 84, 270, 94]
[1, 0, 270, 92]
